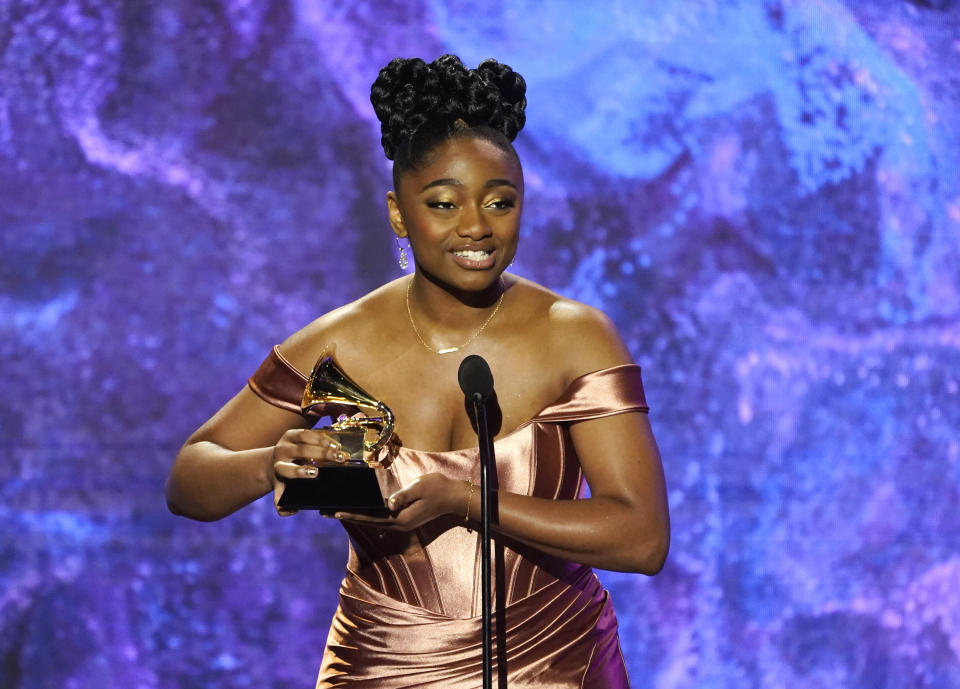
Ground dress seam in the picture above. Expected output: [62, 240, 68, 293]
[580, 640, 600, 689]
[414, 527, 445, 615]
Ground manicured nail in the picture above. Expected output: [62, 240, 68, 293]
[336, 451, 348, 461]
[298, 466, 318, 478]
[327, 440, 341, 450]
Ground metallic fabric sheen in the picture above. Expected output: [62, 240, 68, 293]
[248, 347, 650, 688]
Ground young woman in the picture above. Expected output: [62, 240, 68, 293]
[166, 54, 669, 688]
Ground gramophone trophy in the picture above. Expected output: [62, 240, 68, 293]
[277, 350, 397, 515]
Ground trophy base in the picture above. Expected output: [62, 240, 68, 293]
[277, 462, 391, 515]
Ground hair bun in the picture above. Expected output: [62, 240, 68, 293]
[476, 59, 526, 140]
[370, 55, 527, 161]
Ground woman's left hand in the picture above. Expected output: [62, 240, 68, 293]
[334, 472, 467, 530]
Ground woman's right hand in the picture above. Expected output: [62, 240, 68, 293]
[271, 428, 349, 516]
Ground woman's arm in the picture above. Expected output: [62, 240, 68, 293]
[165, 386, 306, 521]
[167, 287, 415, 521]
[473, 410, 668, 573]
[480, 299, 668, 573]
[166, 384, 361, 521]
[165, 388, 300, 521]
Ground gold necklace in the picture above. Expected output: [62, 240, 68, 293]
[405, 277, 506, 355]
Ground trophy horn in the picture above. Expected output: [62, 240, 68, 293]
[300, 351, 396, 458]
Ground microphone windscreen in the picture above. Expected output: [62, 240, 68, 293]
[458, 355, 494, 402]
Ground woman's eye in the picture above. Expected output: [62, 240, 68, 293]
[426, 200, 457, 210]
[486, 198, 516, 210]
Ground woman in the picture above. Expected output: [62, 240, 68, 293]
[166, 55, 669, 688]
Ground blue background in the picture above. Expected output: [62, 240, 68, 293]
[2, 1, 960, 687]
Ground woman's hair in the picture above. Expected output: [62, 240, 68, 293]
[370, 55, 527, 186]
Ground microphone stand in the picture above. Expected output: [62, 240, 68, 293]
[470, 391, 495, 689]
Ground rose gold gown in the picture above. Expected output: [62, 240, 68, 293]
[249, 347, 650, 688]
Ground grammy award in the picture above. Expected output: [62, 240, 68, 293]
[277, 349, 397, 515]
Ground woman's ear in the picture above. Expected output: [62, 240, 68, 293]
[386, 191, 406, 238]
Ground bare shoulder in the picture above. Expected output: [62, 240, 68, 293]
[508, 276, 634, 383]
[276, 278, 405, 375]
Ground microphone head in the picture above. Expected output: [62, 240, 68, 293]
[458, 355, 494, 402]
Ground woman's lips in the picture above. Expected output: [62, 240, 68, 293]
[451, 248, 496, 269]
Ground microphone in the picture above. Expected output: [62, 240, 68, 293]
[457, 353, 496, 689]
[458, 354, 494, 402]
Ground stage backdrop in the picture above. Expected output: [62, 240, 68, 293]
[2, 1, 959, 687]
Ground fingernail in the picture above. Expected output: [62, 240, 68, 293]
[388, 498, 396, 510]
[298, 466, 318, 478]
[336, 451, 348, 461]
[327, 440, 341, 450]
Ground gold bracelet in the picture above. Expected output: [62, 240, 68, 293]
[464, 480, 476, 522]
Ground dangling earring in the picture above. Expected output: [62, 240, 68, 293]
[395, 236, 409, 270]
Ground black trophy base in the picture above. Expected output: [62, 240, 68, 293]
[277, 463, 389, 516]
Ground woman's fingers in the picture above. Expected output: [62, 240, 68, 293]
[273, 460, 319, 480]
[335, 474, 459, 530]
[273, 472, 299, 516]
[386, 479, 423, 511]
[274, 428, 349, 463]
[335, 510, 422, 530]
[271, 431, 342, 517]
[334, 511, 393, 524]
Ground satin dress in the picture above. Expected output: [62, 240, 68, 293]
[248, 347, 650, 688]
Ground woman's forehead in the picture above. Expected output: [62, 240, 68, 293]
[404, 137, 523, 188]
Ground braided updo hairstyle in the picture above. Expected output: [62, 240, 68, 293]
[370, 55, 527, 187]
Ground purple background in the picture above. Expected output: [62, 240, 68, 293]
[3, 1, 960, 687]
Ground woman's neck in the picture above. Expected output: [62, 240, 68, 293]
[407, 271, 508, 330]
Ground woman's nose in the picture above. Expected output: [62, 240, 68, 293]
[458, 205, 491, 238]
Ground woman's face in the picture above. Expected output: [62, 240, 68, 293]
[387, 136, 524, 294]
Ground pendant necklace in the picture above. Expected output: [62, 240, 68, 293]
[405, 277, 505, 355]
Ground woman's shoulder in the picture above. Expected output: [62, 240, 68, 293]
[275, 278, 406, 375]
[506, 276, 635, 383]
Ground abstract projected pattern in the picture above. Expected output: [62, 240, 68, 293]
[2, 1, 959, 687]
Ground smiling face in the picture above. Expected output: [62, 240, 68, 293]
[387, 135, 524, 294]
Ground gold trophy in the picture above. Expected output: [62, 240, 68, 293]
[277, 349, 397, 514]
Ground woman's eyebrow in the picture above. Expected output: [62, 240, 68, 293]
[420, 178, 461, 192]
[484, 178, 518, 190]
